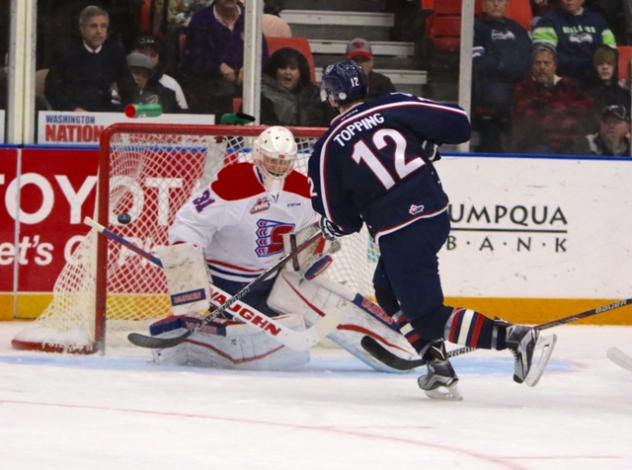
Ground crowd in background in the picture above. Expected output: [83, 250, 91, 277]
[4, 0, 630, 157]
[473, 0, 631, 156]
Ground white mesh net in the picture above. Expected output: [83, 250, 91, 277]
[12, 125, 379, 353]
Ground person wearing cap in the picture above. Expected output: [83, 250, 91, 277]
[510, 43, 595, 154]
[345, 37, 395, 101]
[133, 35, 189, 111]
[588, 45, 631, 111]
[472, 0, 531, 153]
[127, 51, 180, 114]
[532, 0, 617, 85]
[45, 5, 134, 111]
[585, 104, 631, 156]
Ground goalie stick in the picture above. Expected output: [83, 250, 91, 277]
[84, 217, 339, 351]
[362, 298, 632, 371]
[607, 347, 632, 372]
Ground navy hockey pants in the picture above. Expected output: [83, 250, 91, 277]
[373, 211, 452, 343]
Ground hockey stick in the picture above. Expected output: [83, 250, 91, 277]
[607, 347, 632, 372]
[84, 217, 339, 351]
[362, 298, 632, 371]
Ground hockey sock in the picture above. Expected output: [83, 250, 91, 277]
[443, 308, 507, 350]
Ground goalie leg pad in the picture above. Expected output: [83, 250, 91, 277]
[150, 313, 310, 370]
[155, 243, 211, 316]
[268, 271, 418, 372]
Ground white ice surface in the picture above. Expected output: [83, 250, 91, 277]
[1, 322, 631, 470]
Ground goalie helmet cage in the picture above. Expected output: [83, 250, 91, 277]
[12, 123, 379, 354]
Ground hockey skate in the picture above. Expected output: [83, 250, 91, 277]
[505, 324, 557, 387]
[417, 341, 462, 401]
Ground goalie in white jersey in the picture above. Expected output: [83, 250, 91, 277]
[151, 126, 418, 371]
[151, 126, 320, 369]
[169, 125, 317, 316]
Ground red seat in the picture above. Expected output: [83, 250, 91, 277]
[507, 0, 533, 31]
[426, 12, 461, 53]
[433, 0, 462, 15]
[266, 36, 316, 84]
[618, 46, 632, 83]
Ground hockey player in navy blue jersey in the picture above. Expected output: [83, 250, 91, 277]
[308, 60, 557, 400]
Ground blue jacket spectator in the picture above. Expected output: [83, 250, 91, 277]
[533, 0, 617, 84]
[45, 5, 134, 111]
[472, 0, 532, 153]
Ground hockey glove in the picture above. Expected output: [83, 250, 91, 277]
[319, 217, 346, 241]
[428, 143, 441, 162]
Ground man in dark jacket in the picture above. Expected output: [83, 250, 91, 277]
[345, 37, 396, 100]
[45, 5, 134, 111]
[472, 0, 532, 153]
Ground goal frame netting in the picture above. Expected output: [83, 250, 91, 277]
[12, 123, 378, 354]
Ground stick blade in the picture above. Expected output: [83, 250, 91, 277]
[127, 331, 191, 349]
[607, 347, 632, 372]
[360, 336, 426, 371]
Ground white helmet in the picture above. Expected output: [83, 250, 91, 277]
[253, 126, 297, 195]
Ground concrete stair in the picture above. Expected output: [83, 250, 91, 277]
[279, 8, 427, 96]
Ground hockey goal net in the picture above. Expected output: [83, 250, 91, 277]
[12, 123, 379, 354]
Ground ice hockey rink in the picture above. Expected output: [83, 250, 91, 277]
[1, 322, 631, 470]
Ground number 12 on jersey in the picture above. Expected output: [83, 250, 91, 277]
[351, 128, 425, 189]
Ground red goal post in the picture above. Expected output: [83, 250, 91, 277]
[12, 123, 379, 354]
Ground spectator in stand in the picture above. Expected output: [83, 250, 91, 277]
[179, 0, 268, 115]
[586, 1, 630, 45]
[585, 104, 631, 156]
[133, 35, 189, 111]
[588, 45, 631, 109]
[511, 44, 595, 155]
[532, 0, 617, 85]
[127, 52, 181, 114]
[472, 0, 532, 153]
[260, 47, 328, 127]
[345, 37, 395, 100]
[45, 5, 134, 112]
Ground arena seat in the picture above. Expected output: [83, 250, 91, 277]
[425, 0, 462, 54]
[618, 45, 632, 83]
[266, 36, 316, 83]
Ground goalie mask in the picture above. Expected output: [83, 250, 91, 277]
[253, 126, 298, 196]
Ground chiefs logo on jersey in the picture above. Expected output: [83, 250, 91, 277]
[254, 219, 295, 257]
[250, 196, 271, 214]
